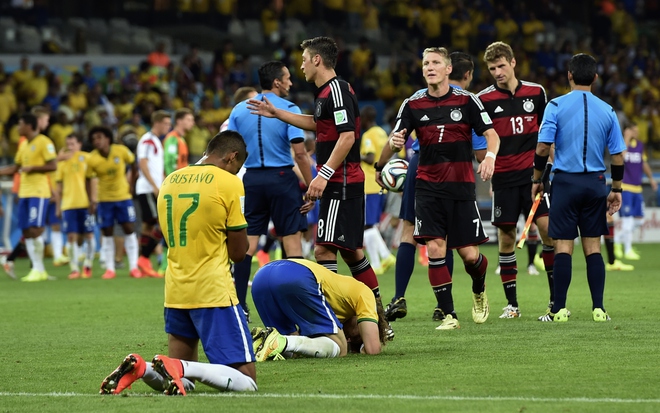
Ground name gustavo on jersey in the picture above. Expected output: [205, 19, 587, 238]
[168, 172, 215, 184]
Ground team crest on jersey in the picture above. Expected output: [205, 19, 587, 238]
[494, 206, 502, 218]
[315, 101, 323, 118]
[114, 157, 120, 164]
[450, 109, 462, 122]
[31, 145, 36, 151]
[523, 99, 535, 113]
[79, 155, 85, 162]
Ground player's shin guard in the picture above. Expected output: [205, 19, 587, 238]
[284, 335, 340, 358]
[585, 253, 606, 310]
[465, 253, 488, 294]
[550, 253, 571, 313]
[498, 252, 518, 307]
[180, 360, 257, 391]
[429, 257, 455, 317]
[349, 256, 380, 297]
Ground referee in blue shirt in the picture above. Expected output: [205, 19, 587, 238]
[228, 61, 314, 317]
[532, 53, 626, 323]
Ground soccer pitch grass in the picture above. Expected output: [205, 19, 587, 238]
[1, 244, 659, 413]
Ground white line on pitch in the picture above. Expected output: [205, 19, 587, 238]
[0, 392, 659, 403]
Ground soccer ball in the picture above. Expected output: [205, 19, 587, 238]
[380, 159, 409, 192]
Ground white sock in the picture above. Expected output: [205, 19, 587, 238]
[621, 216, 634, 253]
[284, 335, 340, 358]
[181, 360, 257, 391]
[363, 228, 382, 269]
[51, 231, 63, 260]
[373, 228, 392, 259]
[124, 233, 139, 271]
[25, 237, 46, 272]
[85, 237, 95, 267]
[68, 242, 79, 272]
[140, 362, 196, 392]
[102, 236, 115, 271]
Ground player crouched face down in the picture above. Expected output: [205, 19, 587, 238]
[250, 259, 388, 360]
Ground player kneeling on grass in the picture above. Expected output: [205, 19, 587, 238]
[100, 131, 257, 395]
[251, 259, 388, 360]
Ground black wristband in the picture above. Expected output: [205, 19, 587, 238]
[611, 164, 624, 181]
[611, 187, 622, 193]
[531, 177, 543, 184]
[374, 163, 384, 173]
[534, 153, 549, 172]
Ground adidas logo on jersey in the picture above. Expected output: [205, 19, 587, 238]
[338, 235, 345, 242]
[494, 106, 504, 113]
[420, 115, 430, 121]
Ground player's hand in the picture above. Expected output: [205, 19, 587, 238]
[607, 191, 622, 215]
[389, 129, 406, 151]
[305, 175, 327, 202]
[89, 201, 97, 215]
[300, 199, 315, 214]
[531, 182, 544, 199]
[375, 166, 387, 190]
[477, 157, 495, 181]
[20, 166, 33, 174]
[247, 97, 278, 118]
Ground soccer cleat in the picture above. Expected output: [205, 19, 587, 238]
[373, 265, 385, 276]
[82, 266, 92, 278]
[256, 250, 270, 267]
[53, 256, 70, 266]
[432, 308, 444, 321]
[157, 269, 166, 277]
[527, 263, 540, 276]
[499, 304, 521, 318]
[129, 268, 143, 278]
[613, 243, 623, 259]
[606, 259, 634, 271]
[540, 308, 570, 322]
[471, 291, 489, 324]
[45, 272, 57, 281]
[138, 256, 159, 277]
[380, 254, 396, 273]
[68, 270, 81, 280]
[21, 269, 47, 282]
[495, 265, 501, 275]
[623, 249, 640, 261]
[100, 353, 147, 395]
[102, 269, 116, 279]
[592, 308, 611, 322]
[385, 322, 395, 341]
[254, 328, 287, 362]
[251, 326, 266, 354]
[534, 253, 545, 272]
[151, 355, 186, 396]
[435, 314, 460, 330]
[538, 307, 572, 321]
[384, 297, 407, 321]
[1, 257, 16, 279]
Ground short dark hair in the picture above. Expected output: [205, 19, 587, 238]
[67, 132, 84, 144]
[151, 110, 171, 124]
[174, 108, 193, 122]
[449, 52, 474, 81]
[88, 125, 114, 142]
[568, 53, 597, 86]
[258, 61, 286, 90]
[300, 37, 338, 69]
[20, 113, 38, 130]
[206, 130, 247, 162]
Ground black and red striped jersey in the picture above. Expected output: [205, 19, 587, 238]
[314, 76, 363, 199]
[394, 86, 494, 200]
[476, 81, 547, 189]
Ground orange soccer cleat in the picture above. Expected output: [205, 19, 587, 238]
[82, 266, 92, 278]
[129, 268, 143, 278]
[151, 355, 187, 396]
[100, 353, 147, 395]
[256, 250, 270, 268]
[138, 256, 159, 277]
[68, 270, 81, 280]
[102, 269, 116, 279]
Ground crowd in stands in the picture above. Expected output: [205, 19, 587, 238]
[1, 0, 659, 165]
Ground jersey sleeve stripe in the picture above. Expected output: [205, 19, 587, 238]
[396, 98, 409, 119]
[330, 79, 344, 108]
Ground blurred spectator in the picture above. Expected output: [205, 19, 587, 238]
[147, 42, 171, 68]
[82, 62, 97, 90]
[185, 114, 211, 163]
[522, 12, 544, 54]
[495, 10, 519, 46]
[361, 0, 381, 41]
[102, 68, 122, 95]
[261, 0, 281, 46]
[48, 111, 74, 151]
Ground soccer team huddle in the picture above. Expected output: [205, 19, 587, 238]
[5, 36, 634, 396]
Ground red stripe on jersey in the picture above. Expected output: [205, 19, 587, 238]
[143, 139, 158, 154]
[495, 149, 535, 173]
[418, 161, 475, 184]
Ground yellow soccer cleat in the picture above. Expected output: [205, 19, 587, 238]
[255, 328, 287, 361]
[605, 259, 634, 271]
[435, 314, 460, 330]
[592, 308, 611, 322]
[471, 291, 489, 324]
[21, 269, 48, 282]
[623, 249, 640, 261]
[53, 256, 70, 267]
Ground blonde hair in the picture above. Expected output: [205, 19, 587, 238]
[151, 110, 171, 124]
[484, 41, 515, 63]
[422, 47, 451, 66]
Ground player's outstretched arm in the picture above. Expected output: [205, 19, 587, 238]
[247, 96, 317, 131]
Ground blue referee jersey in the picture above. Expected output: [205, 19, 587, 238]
[228, 92, 305, 168]
[538, 90, 626, 173]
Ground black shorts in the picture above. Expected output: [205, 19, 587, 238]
[549, 172, 608, 239]
[137, 193, 158, 225]
[243, 168, 307, 237]
[316, 195, 364, 251]
[414, 193, 489, 249]
[491, 182, 550, 227]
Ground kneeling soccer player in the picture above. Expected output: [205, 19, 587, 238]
[251, 259, 388, 360]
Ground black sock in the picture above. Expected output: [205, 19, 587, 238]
[586, 253, 606, 310]
[551, 253, 572, 313]
[498, 252, 518, 307]
[262, 234, 276, 253]
[604, 222, 615, 265]
[233, 254, 253, 311]
[429, 258, 455, 317]
[7, 241, 25, 261]
[140, 236, 159, 258]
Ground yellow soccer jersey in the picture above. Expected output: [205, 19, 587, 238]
[290, 259, 378, 324]
[55, 151, 91, 211]
[159, 164, 247, 309]
[87, 144, 134, 202]
[360, 125, 388, 195]
[14, 134, 56, 198]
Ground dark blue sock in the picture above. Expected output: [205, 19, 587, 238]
[551, 253, 572, 313]
[446, 248, 454, 276]
[233, 254, 253, 311]
[394, 242, 416, 299]
[586, 253, 606, 310]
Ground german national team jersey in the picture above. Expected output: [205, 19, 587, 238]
[163, 131, 189, 176]
[622, 138, 646, 193]
[159, 164, 247, 309]
[477, 81, 547, 189]
[14, 134, 56, 198]
[55, 151, 91, 211]
[360, 125, 388, 195]
[393, 87, 493, 200]
[87, 144, 134, 202]
[314, 77, 364, 199]
[290, 259, 378, 324]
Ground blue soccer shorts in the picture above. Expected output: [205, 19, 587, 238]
[97, 200, 136, 229]
[62, 208, 95, 234]
[17, 197, 48, 230]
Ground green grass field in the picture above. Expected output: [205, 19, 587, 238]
[1, 243, 659, 413]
